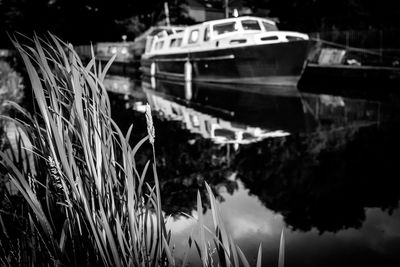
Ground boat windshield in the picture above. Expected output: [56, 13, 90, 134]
[213, 22, 238, 35]
[262, 21, 278, 31]
[241, 20, 261, 31]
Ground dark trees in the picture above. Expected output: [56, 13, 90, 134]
[1, 0, 400, 46]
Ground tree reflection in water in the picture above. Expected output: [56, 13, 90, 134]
[110, 92, 238, 217]
[110, 90, 400, 233]
[235, 125, 400, 233]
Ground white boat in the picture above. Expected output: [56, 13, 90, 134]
[141, 16, 313, 86]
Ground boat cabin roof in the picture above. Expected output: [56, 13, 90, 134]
[201, 16, 277, 28]
[145, 16, 291, 55]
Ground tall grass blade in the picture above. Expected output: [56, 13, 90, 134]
[256, 244, 262, 267]
[278, 228, 285, 267]
[236, 246, 251, 267]
[196, 191, 207, 265]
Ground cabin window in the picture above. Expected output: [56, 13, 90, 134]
[155, 41, 164, 50]
[261, 36, 279, 41]
[170, 38, 182, 47]
[262, 21, 278, 31]
[189, 29, 199, 44]
[213, 22, 238, 35]
[110, 47, 117, 54]
[286, 36, 304, 41]
[241, 20, 261, 31]
[156, 31, 168, 38]
[204, 26, 210, 41]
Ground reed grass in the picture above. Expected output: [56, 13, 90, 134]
[0, 33, 174, 266]
[0, 34, 284, 266]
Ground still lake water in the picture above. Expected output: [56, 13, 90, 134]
[105, 74, 400, 267]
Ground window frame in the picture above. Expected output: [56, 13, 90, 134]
[204, 26, 211, 42]
[212, 21, 238, 36]
[262, 21, 278, 31]
[155, 40, 164, 50]
[188, 29, 200, 44]
[241, 19, 262, 31]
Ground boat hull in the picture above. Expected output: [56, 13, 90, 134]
[141, 40, 312, 86]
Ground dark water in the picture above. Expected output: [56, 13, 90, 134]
[105, 75, 400, 267]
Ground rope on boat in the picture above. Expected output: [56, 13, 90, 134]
[310, 38, 400, 66]
[310, 38, 383, 56]
[310, 37, 400, 64]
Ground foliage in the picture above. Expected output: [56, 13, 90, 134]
[0, 58, 24, 166]
[234, 125, 400, 233]
[2, 0, 400, 45]
[0, 59, 24, 116]
[0, 34, 280, 266]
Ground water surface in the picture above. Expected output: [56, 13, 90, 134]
[106, 75, 400, 267]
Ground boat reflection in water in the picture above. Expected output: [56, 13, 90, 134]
[119, 78, 400, 267]
[145, 87, 290, 146]
[142, 78, 384, 146]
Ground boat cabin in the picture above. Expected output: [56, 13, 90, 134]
[144, 16, 309, 56]
[143, 27, 185, 54]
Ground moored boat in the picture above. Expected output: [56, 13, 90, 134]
[74, 25, 184, 76]
[141, 16, 313, 86]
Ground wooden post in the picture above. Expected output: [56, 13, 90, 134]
[225, 0, 229, 18]
[185, 81, 192, 100]
[150, 62, 156, 77]
[379, 30, 383, 63]
[184, 60, 192, 100]
[184, 60, 192, 82]
[164, 2, 170, 26]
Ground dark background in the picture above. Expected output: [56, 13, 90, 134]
[1, 0, 400, 46]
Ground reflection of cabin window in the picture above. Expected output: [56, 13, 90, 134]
[242, 133, 253, 140]
[205, 121, 212, 133]
[170, 38, 182, 47]
[241, 20, 261, 30]
[190, 115, 200, 127]
[213, 22, 237, 35]
[214, 129, 235, 140]
[189, 29, 199, 44]
[155, 41, 164, 50]
[286, 36, 303, 41]
[262, 21, 278, 31]
[171, 105, 180, 115]
[204, 26, 210, 41]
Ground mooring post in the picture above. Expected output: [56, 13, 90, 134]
[379, 30, 383, 63]
[184, 60, 193, 100]
[184, 60, 192, 82]
[185, 80, 192, 100]
[150, 62, 156, 77]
